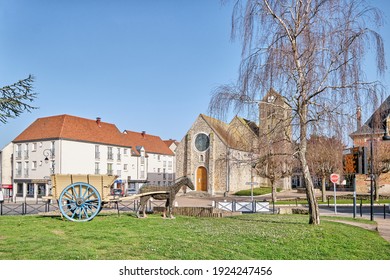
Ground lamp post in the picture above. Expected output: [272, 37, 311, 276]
[43, 149, 53, 196]
[370, 138, 374, 221]
[43, 149, 52, 164]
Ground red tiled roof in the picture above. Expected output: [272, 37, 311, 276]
[123, 130, 174, 156]
[13, 114, 127, 145]
[163, 139, 179, 147]
[13, 114, 173, 156]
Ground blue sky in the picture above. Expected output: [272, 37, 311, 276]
[1, 0, 389, 149]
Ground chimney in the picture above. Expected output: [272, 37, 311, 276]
[96, 117, 101, 127]
[141, 131, 146, 138]
[356, 106, 361, 130]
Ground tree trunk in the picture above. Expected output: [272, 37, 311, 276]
[374, 178, 380, 201]
[300, 153, 320, 224]
[271, 181, 277, 203]
[299, 103, 320, 225]
[321, 177, 327, 202]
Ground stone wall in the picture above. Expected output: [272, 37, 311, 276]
[153, 206, 242, 218]
[355, 173, 390, 194]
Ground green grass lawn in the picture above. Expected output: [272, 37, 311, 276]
[234, 187, 390, 205]
[0, 213, 389, 260]
[234, 187, 281, 196]
[275, 198, 390, 205]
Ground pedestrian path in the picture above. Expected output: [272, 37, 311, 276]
[375, 218, 390, 242]
[321, 214, 390, 242]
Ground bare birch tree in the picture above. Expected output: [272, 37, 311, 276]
[307, 135, 344, 202]
[0, 75, 37, 123]
[209, 0, 386, 224]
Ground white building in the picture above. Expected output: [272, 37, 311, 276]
[8, 114, 175, 200]
[0, 142, 13, 198]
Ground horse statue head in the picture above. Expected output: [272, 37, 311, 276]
[182, 176, 195, 191]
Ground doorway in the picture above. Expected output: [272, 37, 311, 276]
[196, 166, 208, 191]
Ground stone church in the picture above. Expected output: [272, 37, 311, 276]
[176, 90, 291, 195]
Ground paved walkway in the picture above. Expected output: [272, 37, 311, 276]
[320, 213, 390, 242]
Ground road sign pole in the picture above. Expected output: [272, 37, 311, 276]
[353, 175, 356, 219]
[333, 182, 337, 214]
[330, 173, 339, 215]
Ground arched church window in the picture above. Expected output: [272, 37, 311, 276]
[195, 133, 210, 152]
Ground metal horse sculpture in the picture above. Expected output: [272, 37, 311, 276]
[136, 176, 195, 218]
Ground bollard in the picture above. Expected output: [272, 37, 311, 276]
[384, 204, 386, 220]
[360, 199, 363, 217]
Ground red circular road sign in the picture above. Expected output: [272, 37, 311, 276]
[330, 173, 339, 184]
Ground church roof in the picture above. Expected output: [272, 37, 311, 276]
[199, 114, 258, 151]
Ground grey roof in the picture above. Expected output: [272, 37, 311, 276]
[350, 95, 390, 137]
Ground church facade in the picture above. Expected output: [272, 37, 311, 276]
[176, 114, 266, 195]
[176, 91, 291, 195]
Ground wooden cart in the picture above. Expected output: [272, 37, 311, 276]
[47, 174, 169, 222]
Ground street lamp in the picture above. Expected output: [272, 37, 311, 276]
[43, 149, 52, 164]
[370, 138, 374, 221]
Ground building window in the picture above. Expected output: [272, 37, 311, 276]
[107, 147, 113, 160]
[32, 143, 37, 151]
[16, 162, 22, 176]
[37, 184, 46, 196]
[124, 148, 128, 155]
[95, 162, 100, 175]
[141, 156, 145, 165]
[32, 161, 37, 170]
[168, 161, 172, 170]
[195, 133, 210, 152]
[95, 145, 100, 160]
[27, 183, 34, 197]
[17, 183, 23, 195]
[124, 164, 128, 171]
[107, 163, 113, 175]
[16, 144, 22, 159]
[24, 161, 29, 177]
[24, 144, 29, 159]
[117, 148, 121, 161]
